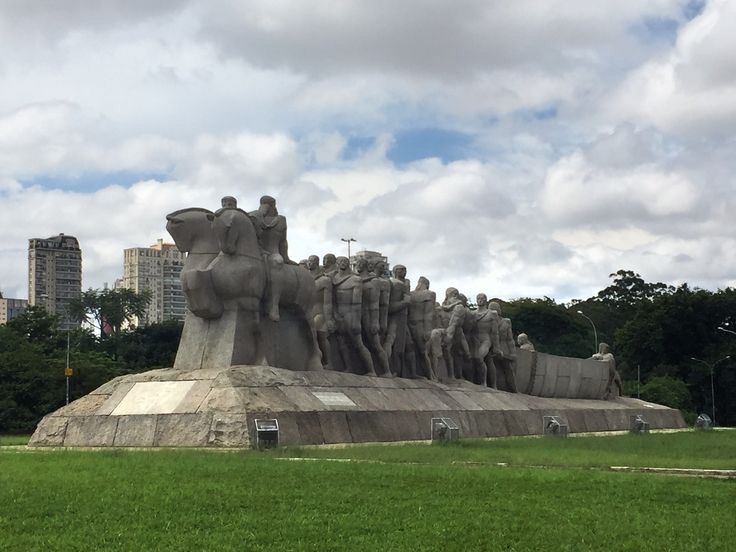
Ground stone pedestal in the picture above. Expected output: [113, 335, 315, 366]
[30, 365, 687, 448]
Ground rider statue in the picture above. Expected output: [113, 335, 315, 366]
[248, 195, 296, 321]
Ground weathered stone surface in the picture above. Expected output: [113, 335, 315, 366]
[208, 413, 249, 447]
[295, 412, 325, 445]
[154, 413, 211, 447]
[30, 365, 686, 448]
[29, 416, 68, 446]
[113, 415, 157, 447]
[96, 382, 136, 415]
[173, 380, 213, 413]
[112, 381, 197, 415]
[317, 411, 353, 443]
[51, 394, 108, 417]
[65, 416, 118, 447]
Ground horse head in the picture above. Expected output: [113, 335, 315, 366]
[207, 208, 260, 256]
[166, 208, 219, 254]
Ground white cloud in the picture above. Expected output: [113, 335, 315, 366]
[607, 0, 736, 135]
[2, 0, 736, 308]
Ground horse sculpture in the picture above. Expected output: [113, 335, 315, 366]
[166, 205, 322, 372]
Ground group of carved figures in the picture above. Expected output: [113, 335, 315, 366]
[166, 195, 622, 398]
[307, 254, 533, 391]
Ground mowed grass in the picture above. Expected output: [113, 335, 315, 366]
[1, 432, 734, 551]
[276, 430, 736, 470]
[0, 434, 29, 446]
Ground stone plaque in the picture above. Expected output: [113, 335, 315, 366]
[111, 381, 196, 415]
[311, 391, 356, 407]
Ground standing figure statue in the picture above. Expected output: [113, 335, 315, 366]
[441, 287, 471, 380]
[489, 301, 518, 392]
[332, 256, 376, 376]
[408, 277, 437, 380]
[356, 258, 392, 376]
[322, 253, 337, 277]
[591, 342, 623, 399]
[248, 195, 294, 322]
[384, 264, 411, 376]
[308, 254, 336, 366]
[370, 260, 391, 345]
[474, 293, 502, 387]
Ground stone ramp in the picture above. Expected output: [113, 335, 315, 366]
[30, 365, 686, 448]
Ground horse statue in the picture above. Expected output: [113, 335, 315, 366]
[166, 204, 322, 371]
[166, 207, 224, 319]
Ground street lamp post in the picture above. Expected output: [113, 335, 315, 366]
[690, 355, 730, 426]
[576, 310, 598, 355]
[341, 237, 356, 259]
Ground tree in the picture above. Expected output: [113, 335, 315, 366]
[595, 269, 673, 307]
[69, 288, 152, 338]
[502, 297, 591, 358]
[118, 320, 183, 371]
[7, 305, 60, 352]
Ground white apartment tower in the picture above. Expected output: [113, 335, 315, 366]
[122, 239, 186, 326]
[28, 233, 82, 331]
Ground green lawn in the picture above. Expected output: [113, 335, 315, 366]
[276, 429, 736, 470]
[1, 432, 734, 551]
[0, 434, 30, 446]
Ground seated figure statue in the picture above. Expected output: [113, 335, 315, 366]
[248, 195, 295, 322]
[591, 342, 624, 399]
[517, 333, 535, 352]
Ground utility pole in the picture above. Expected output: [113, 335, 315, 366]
[690, 355, 730, 426]
[576, 310, 598, 355]
[341, 237, 356, 259]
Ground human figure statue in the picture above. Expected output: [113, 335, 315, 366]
[458, 293, 477, 381]
[591, 342, 623, 399]
[474, 293, 502, 387]
[408, 277, 437, 380]
[370, 260, 391, 343]
[323, 253, 337, 276]
[331, 256, 376, 376]
[384, 264, 411, 376]
[356, 258, 392, 376]
[517, 333, 535, 352]
[490, 301, 518, 392]
[441, 287, 471, 380]
[308, 254, 335, 366]
[221, 196, 238, 209]
[248, 195, 294, 322]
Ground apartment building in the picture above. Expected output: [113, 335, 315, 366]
[28, 233, 82, 331]
[122, 239, 186, 326]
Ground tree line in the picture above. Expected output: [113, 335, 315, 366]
[1, 270, 735, 433]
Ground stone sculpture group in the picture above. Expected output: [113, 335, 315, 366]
[166, 195, 622, 397]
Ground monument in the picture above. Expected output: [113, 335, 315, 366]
[30, 196, 686, 448]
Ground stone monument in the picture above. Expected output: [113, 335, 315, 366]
[29, 195, 686, 448]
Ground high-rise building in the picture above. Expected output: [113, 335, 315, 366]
[350, 250, 389, 274]
[0, 297, 28, 325]
[122, 239, 186, 327]
[28, 233, 82, 331]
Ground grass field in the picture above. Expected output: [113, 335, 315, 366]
[277, 429, 736, 470]
[0, 434, 29, 446]
[1, 432, 734, 551]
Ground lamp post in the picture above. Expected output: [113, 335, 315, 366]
[690, 355, 730, 426]
[576, 310, 598, 355]
[341, 237, 356, 259]
[718, 326, 736, 336]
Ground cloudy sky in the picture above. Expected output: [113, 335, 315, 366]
[1, 0, 734, 303]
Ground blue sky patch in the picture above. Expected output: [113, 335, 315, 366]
[24, 170, 169, 193]
[387, 127, 473, 164]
